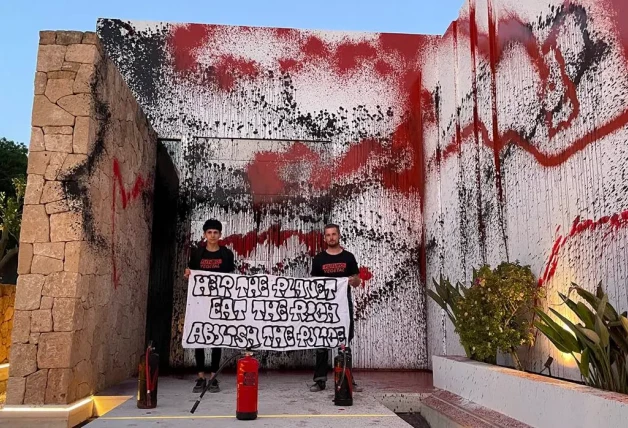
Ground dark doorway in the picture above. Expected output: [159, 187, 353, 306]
[145, 141, 179, 372]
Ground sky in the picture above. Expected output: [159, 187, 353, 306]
[0, 0, 463, 147]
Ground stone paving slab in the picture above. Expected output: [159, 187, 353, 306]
[87, 372, 415, 427]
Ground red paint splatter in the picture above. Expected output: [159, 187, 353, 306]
[167, 24, 216, 75]
[112, 158, 148, 289]
[166, 23, 429, 103]
[279, 58, 301, 74]
[374, 60, 393, 77]
[301, 35, 330, 58]
[434, 1, 618, 170]
[214, 55, 260, 91]
[605, 0, 628, 62]
[273, 27, 299, 39]
[245, 140, 386, 204]
[539, 210, 628, 287]
[334, 41, 378, 75]
[218, 224, 325, 258]
[359, 266, 373, 287]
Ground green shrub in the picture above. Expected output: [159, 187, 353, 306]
[429, 262, 543, 370]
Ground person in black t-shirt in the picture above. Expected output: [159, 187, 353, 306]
[184, 218, 235, 393]
[309, 223, 363, 393]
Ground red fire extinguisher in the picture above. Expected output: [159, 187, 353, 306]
[236, 352, 259, 420]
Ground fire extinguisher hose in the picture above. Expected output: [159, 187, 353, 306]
[190, 351, 242, 414]
[336, 347, 347, 393]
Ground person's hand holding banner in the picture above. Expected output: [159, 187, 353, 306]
[182, 270, 351, 351]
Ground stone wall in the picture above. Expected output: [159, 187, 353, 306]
[6, 31, 157, 405]
[0, 285, 16, 396]
[0, 285, 15, 365]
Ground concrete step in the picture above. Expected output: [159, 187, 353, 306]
[420, 390, 531, 428]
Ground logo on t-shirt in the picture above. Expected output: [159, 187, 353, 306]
[322, 263, 347, 274]
[200, 258, 223, 269]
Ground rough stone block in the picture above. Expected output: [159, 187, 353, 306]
[20, 205, 49, 243]
[5, 376, 26, 405]
[82, 32, 99, 44]
[63, 62, 83, 73]
[9, 344, 37, 377]
[42, 271, 81, 298]
[72, 328, 93, 366]
[31, 255, 64, 275]
[53, 298, 83, 331]
[65, 44, 100, 64]
[50, 211, 83, 242]
[29, 126, 45, 152]
[38, 332, 73, 369]
[11, 310, 31, 344]
[23, 174, 44, 205]
[73, 359, 92, 386]
[60, 153, 88, 177]
[32, 95, 75, 127]
[24, 369, 48, 404]
[46, 199, 70, 215]
[57, 93, 92, 117]
[43, 125, 73, 135]
[34, 72, 47, 95]
[48, 70, 77, 79]
[17, 243, 33, 275]
[73, 64, 95, 94]
[39, 31, 56, 45]
[45, 368, 72, 404]
[30, 333, 40, 345]
[44, 133, 73, 153]
[31, 309, 52, 333]
[27, 150, 52, 175]
[14, 274, 45, 310]
[73, 116, 96, 154]
[36, 45, 67, 72]
[44, 152, 67, 180]
[44, 78, 74, 104]
[40, 296, 54, 310]
[64, 241, 84, 273]
[89, 275, 113, 307]
[40, 181, 65, 204]
[33, 243, 65, 260]
[56, 31, 83, 45]
[76, 382, 91, 399]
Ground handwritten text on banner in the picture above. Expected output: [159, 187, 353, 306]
[182, 271, 350, 351]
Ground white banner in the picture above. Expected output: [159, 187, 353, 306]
[182, 271, 350, 351]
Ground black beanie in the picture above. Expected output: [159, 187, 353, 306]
[203, 219, 222, 232]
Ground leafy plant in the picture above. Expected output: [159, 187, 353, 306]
[0, 138, 28, 199]
[535, 283, 628, 393]
[428, 275, 471, 358]
[429, 262, 543, 370]
[0, 177, 26, 271]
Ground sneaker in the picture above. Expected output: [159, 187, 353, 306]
[309, 381, 326, 392]
[209, 378, 220, 393]
[193, 377, 206, 393]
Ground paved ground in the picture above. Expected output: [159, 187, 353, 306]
[87, 371, 433, 427]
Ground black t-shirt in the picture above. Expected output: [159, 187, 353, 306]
[188, 246, 235, 273]
[311, 249, 359, 310]
[310, 249, 359, 279]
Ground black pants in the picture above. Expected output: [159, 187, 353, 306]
[313, 301, 354, 382]
[195, 348, 221, 374]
